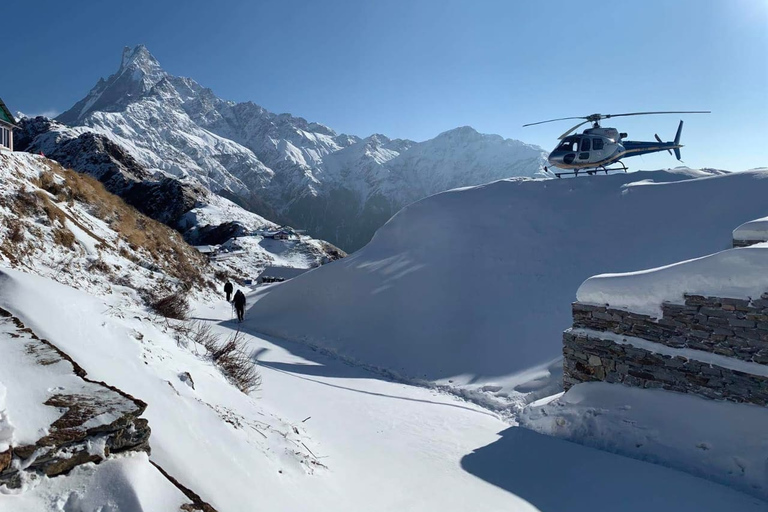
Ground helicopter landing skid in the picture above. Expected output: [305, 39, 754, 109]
[544, 161, 628, 178]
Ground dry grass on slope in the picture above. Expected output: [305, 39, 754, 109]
[39, 162, 206, 288]
[0, 154, 209, 296]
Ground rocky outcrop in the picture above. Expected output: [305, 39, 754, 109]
[0, 306, 219, 509]
[186, 221, 252, 246]
[563, 296, 768, 405]
[0, 307, 149, 488]
[14, 116, 150, 185]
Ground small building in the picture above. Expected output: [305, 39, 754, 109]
[193, 245, 220, 260]
[256, 265, 310, 284]
[0, 97, 16, 151]
[262, 227, 297, 240]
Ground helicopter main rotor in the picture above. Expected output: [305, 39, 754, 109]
[523, 111, 711, 139]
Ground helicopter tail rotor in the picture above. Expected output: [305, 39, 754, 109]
[673, 120, 684, 161]
[655, 134, 674, 157]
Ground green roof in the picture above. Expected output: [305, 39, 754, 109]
[0, 97, 16, 126]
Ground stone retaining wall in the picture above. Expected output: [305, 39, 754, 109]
[572, 294, 768, 365]
[733, 238, 765, 248]
[564, 294, 768, 406]
[563, 330, 768, 405]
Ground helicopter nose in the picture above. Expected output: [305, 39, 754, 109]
[548, 152, 564, 166]
[548, 151, 576, 166]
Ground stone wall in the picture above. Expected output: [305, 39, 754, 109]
[564, 294, 768, 406]
[733, 238, 764, 248]
[563, 330, 768, 405]
[572, 295, 768, 365]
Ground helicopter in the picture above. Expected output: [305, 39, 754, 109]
[523, 111, 710, 178]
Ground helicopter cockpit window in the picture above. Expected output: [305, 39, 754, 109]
[593, 138, 604, 150]
[556, 137, 578, 152]
[580, 138, 591, 151]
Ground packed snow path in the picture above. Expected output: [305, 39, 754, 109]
[191, 294, 767, 512]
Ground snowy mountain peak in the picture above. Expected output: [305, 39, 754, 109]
[364, 134, 390, 146]
[435, 125, 482, 139]
[120, 44, 160, 73]
[57, 45, 168, 125]
[55, 44, 547, 251]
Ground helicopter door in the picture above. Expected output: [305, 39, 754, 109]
[591, 137, 605, 161]
[578, 137, 590, 161]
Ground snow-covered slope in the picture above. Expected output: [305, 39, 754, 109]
[0, 153, 763, 510]
[56, 45, 547, 251]
[248, 169, 768, 407]
[3, 268, 762, 511]
[12, 125, 344, 278]
[520, 382, 768, 502]
[0, 152, 208, 299]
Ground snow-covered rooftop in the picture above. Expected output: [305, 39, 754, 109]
[733, 215, 768, 242]
[577, 244, 768, 317]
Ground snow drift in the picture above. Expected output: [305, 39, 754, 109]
[577, 242, 768, 317]
[521, 382, 768, 500]
[733, 215, 768, 244]
[249, 169, 768, 404]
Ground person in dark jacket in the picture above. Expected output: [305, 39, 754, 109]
[224, 280, 233, 302]
[233, 289, 246, 322]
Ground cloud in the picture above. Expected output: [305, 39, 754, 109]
[17, 109, 60, 119]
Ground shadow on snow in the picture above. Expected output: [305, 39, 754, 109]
[460, 427, 766, 512]
[221, 313, 496, 418]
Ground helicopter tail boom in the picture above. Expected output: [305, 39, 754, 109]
[673, 120, 684, 160]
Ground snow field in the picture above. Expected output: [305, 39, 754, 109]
[521, 381, 768, 500]
[0, 383, 11, 453]
[0, 453, 189, 511]
[0, 269, 320, 510]
[248, 168, 768, 406]
[1, 267, 762, 510]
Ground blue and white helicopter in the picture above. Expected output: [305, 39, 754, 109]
[523, 111, 710, 178]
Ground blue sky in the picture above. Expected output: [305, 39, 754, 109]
[2, 0, 766, 170]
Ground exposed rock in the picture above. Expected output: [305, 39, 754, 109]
[180, 372, 196, 390]
[187, 221, 250, 246]
[733, 238, 763, 248]
[0, 307, 150, 488]
[0, 450, 10, 472]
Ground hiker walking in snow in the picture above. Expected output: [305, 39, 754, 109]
[233, 289, 246, 322]
[224, 280, 233, 302]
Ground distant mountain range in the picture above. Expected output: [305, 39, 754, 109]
[51, 45, 546, 251]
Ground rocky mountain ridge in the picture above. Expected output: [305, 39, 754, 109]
[55, 45, 547, 251]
